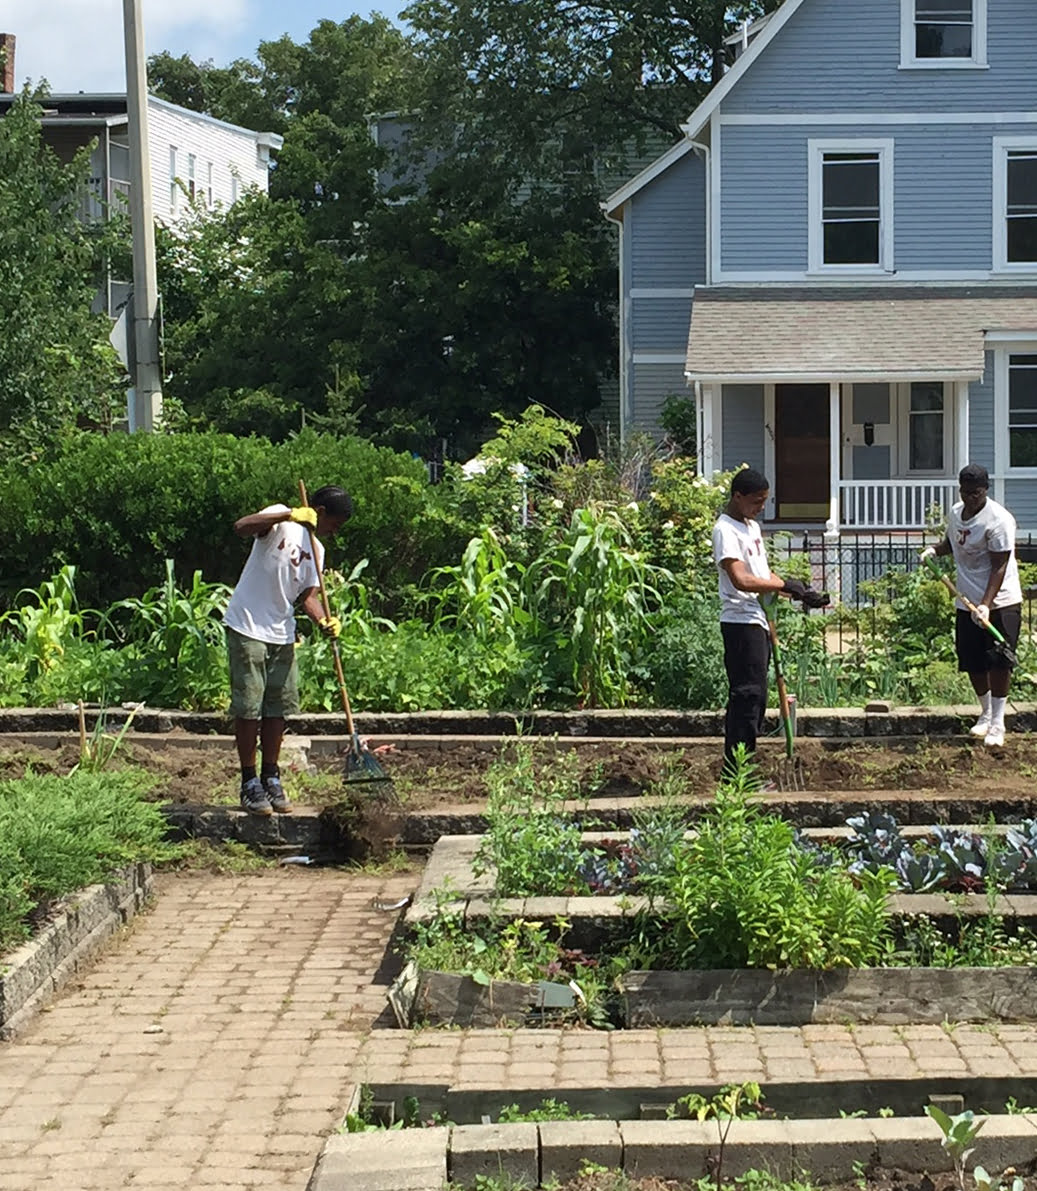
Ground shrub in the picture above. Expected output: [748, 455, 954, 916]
[0, 428, 449, 610]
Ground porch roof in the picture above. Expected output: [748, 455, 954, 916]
[685, 286, 1037, 384]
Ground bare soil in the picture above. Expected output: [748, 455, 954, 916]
[3, 731, 1036, 811]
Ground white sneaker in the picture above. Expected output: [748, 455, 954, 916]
[984, 727, 1005, 748]
[970, 717, 991, 738]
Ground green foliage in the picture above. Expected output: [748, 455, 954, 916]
[660, 393, 697, 456]
[926, 1105, 987, 1191]
[496, 1099, 593, 1123]
[0, 92, 124, 453]
[0, 769, 173, 952]
[667, 1082, 765, 1122]
[0, 428, 441, 609]
[474, 742, 590, 896]
[654, 747, 896, 970]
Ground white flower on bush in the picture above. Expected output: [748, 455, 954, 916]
[662, 520, 675, 530]
[626, 501, 639, 511]
[551, 498, 564, 509]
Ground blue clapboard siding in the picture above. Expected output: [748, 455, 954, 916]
[721, 385, 766, 472]
[630, 364, 689, 436]
[629, 150, 707, 289]
[968, 353, 995, 468]
[631, 298, 694, 351]
[722, 0, 1037, 114]
[719, 122, 1028, 274]
[1003, 483, 1037, 534]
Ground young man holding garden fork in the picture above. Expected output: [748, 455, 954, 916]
[920, 463, 1022, 748]
[712, 468, 828, 784]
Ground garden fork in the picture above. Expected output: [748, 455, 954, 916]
[762, 596, 805, 792]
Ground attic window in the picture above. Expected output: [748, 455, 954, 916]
[901, 0, 987, 67]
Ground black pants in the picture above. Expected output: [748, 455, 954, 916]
[721, 622, 771, 773]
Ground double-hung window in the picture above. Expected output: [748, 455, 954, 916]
[905, 381, 945, 473]
[169, 146, 178, 213]
[901, 0, 987, 66]
[1009, 355, 1037, 468]
[994, 139, 1037, 271]
[808, 140, 893, 273]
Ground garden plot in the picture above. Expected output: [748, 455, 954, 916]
[389, 752, 1037, 1030]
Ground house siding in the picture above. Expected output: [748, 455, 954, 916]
[631, 298, 694, 350]
[1004, 482, 1037, 533]
[147, 99, 272, 223]
[721, 384, 766, 472]
[722, 0, 1037, 115]
[629, 363, 688, 436]
[719, 121, 1033, 275]
[629, 150, 706, 289]
[968, 352, 995, 467]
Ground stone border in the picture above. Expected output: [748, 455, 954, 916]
[3, 702, 1036, 737]
[0, 862, 153, 1039]
[308, 1113, 1037, 1191]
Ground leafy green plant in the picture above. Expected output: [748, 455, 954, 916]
[925, 1105, 986, 1191]
[666, 1083, 766, 1191]
[474, 741, 589, 897]
[71, 701, 141, 774]
[656, 748, 895, 970]
[497, 1098, 593, 1122]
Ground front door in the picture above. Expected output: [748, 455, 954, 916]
[774, 384, 830, 520]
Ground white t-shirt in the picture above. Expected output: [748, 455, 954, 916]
[713, 513, 771, 627]
[223, 505, 325, 644]
[947, 497, 1022, 610]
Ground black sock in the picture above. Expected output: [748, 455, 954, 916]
[261, 763, 279, 779]
[241, 767, 257, 784]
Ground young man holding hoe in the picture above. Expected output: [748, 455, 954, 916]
[712, 468, 828, 781]
[920, 463, 1022, 748]
[223, 486, 353, 816]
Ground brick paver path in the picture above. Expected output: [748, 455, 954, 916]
[5, 868, 1037, 1190]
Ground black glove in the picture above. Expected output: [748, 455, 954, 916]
[782, 578, 831, 609]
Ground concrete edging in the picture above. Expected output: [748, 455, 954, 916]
[307, 1114, 1037, 1191]
[0, 862, 153, 1039]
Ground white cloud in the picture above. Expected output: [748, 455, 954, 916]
[3, 0, 251, 94]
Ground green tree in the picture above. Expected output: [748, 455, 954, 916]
[0, 93, 124, 451]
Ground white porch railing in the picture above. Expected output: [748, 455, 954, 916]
[838, 480, 958, 530]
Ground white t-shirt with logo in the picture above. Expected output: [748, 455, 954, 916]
[223, 505, 325, 644]
[713, 513, 771, 627]
[947, 497, 1022, 610]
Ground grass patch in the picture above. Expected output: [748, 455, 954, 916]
[0, 768, 176, 953]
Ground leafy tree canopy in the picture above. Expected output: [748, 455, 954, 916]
[0, 93, 123, 454]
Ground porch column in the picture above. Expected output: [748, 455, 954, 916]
[954, 380, 970, 471]
[700, 383, 717, 476]
[826, 380, 840, 537]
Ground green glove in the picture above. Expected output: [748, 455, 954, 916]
[288, 506, 317, 528]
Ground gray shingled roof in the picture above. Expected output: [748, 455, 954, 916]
[685, 286, 1037, 382]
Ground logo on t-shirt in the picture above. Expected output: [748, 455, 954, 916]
[957, 529, 970, 546]
[276, 537, 312, 568]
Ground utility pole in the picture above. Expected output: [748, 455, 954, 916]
[123, 0, 163, 430]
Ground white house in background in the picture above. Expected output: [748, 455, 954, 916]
[0, 89, 283, 316]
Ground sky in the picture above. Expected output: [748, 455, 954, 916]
[1, 0, 409, 94]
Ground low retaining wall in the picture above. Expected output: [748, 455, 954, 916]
[308, 1114, 1037, 1191]
[0, 862, 153, 1039]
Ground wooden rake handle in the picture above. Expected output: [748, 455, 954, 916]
[298, 480, 357, 738]
[925, 559, 1012, 649]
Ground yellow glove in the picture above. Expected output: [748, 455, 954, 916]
[319, 615, 341, 639]
[289, 506, 317, 528]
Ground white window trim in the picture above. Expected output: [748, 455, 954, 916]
[896, 381, 952, 477]
[807, 139, 895, 276]
[995, 344, 1037, 477]
[169, 145, 178, 215]
[899, 0, 988, 69]
[993, 136, 1037, 273]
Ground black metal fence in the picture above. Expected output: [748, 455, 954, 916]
[767, 530, 1037, 651]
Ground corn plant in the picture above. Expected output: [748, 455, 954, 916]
[0, 566, 92, 678]
[102, 559, 231, 709]
[423, 528, 528, 646]
[529, 505, 671, 707]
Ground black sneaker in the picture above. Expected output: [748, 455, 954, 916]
[263, 775, 291, 814]
[240, 776, 273, 816]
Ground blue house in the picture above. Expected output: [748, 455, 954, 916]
[604, 0, 1037, 535]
